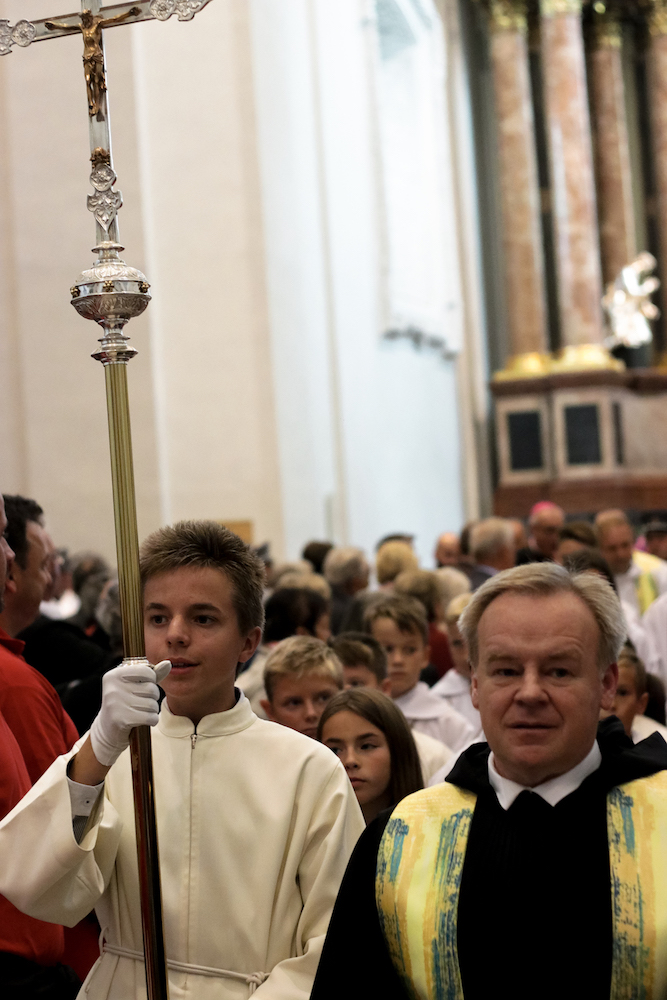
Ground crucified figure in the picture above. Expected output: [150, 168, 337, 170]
[45, 7, 141, 118]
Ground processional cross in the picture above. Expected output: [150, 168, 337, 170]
[1, 3, 215, 998]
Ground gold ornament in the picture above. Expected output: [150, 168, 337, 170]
[487, 0, 528, 32]
[549, 344, 624, 372]
[648, 0, 667, 37]
[539, 0, 582, 16]
[493, 352, 553, 380]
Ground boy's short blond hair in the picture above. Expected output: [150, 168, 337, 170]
[375, 541, 418, 585]
[445, 592, 473, 627]
[263, 636, 344, 702]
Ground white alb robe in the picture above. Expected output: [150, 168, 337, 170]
[0, 694, 364, 1000]
[394, 682, 474, 751]
[412, 729, 452, 784]
[631, 714, 667, 745]
[642, 592, 667, 690]
[430, 670, 483, 740]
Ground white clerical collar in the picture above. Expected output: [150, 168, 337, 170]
[488, 741, 602, 811]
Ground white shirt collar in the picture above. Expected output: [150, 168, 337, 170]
[488, 741, 602, 811]
[615, 561, 640, 582]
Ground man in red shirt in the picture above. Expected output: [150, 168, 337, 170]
[0, 495, 81, 997]
[0, 496, 79, 778]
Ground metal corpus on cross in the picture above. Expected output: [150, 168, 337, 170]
[1, 2, 214, 998]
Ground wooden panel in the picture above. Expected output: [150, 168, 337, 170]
[217, 520, 254, 544]
[494, 476, 667, 517]
[491, 369, 667, 398]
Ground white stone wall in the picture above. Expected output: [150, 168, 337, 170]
[0, 0, 481, 567]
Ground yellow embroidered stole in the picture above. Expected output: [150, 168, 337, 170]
[608, 771, 667, 999]
[376, 772, 667, 1000]
[636, 572, 659, 616]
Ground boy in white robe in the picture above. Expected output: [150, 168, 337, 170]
[0, 521, 364, 1000]
[431, 593, 483, 739]
[364, 595, 475, 752]
[260, 636, 344, 739]
[600, 644, 667, 745]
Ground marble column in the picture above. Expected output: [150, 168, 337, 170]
[540, 0, 616, 369]
[588, 4, 637, 286]
[487, 0, 550, 379]
[648, 1, 667, 365]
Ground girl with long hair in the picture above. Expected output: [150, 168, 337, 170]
[317, 687, 423, 823]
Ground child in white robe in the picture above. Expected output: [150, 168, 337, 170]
[364, 594, 475, 752]
[431, 593, 484, 739]
[260, 636, 343, 739]
[0, 521, 364, 1000]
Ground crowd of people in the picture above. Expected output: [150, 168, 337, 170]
[1, 490, 667, 998]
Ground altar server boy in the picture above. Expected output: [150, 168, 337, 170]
[0, 521, 364, 999]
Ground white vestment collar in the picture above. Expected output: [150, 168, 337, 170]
[615, 561, 641, 585]
[431, 670, 470, 698]
[394, 682, 456, 720]
[158, 688, 257, 738]
[488, 740, 602, 811]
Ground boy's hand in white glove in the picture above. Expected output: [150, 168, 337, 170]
[89, 659, 172, 768]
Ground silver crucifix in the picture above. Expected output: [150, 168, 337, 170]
[1, 0, 212, 248]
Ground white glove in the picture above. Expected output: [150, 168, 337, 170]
[90, 659, 172, 768]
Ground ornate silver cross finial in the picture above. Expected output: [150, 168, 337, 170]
[0, 18, 36, 55]
[87, 148, 123, 231]
[149, 0, 209, 20]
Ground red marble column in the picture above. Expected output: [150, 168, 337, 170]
[648, 0, 667, 359]
[540, 0, 613, 368]
[588, 6, 637, 286]
[487, 0, 550, 377]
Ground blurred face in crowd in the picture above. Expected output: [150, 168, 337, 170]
[0, 497, 15, 615]
[144, 566, 261, 724]
[41, 533, 60, 603]
[321, 710, 392, 822]
[447, 621, 471, 679]
[297, 611, 332, 644]
[530, 508, 564, 558]
[488, 543, 516, 572]
[342, 662, 392, 694]
[370, 617, 429, 698]
[8, 520, 53, 629]
[509, 519, 528, 552]
[555, 537, 589, 565]
[350, 563, 370, 595]
[262, 673, 340, 739]
[314, 612, 332, 643]
[598, 524, 634, 575]
[435, 533, 460, 567]
[600, 661, 647, 738]
[472, 590, 617, 787]
[646, 532, 667, 562]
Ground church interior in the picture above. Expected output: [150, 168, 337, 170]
[1, 0, 667, 562]
[5, 5, 667, 999]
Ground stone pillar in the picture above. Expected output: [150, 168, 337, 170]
[540, 0, 617, 370]
[588, 4, 637, 286]
[648, 1, 667, 364]
[487, 0, 550, 379]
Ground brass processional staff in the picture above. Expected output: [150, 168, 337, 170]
[0, 2, 215, 997]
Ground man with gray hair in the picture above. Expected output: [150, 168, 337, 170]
[467, 517, 515, 590]
[313, 563, 667, 1000]
[323, 546, 369, 634]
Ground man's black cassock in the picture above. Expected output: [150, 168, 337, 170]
[312, 718, 667, 1000]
